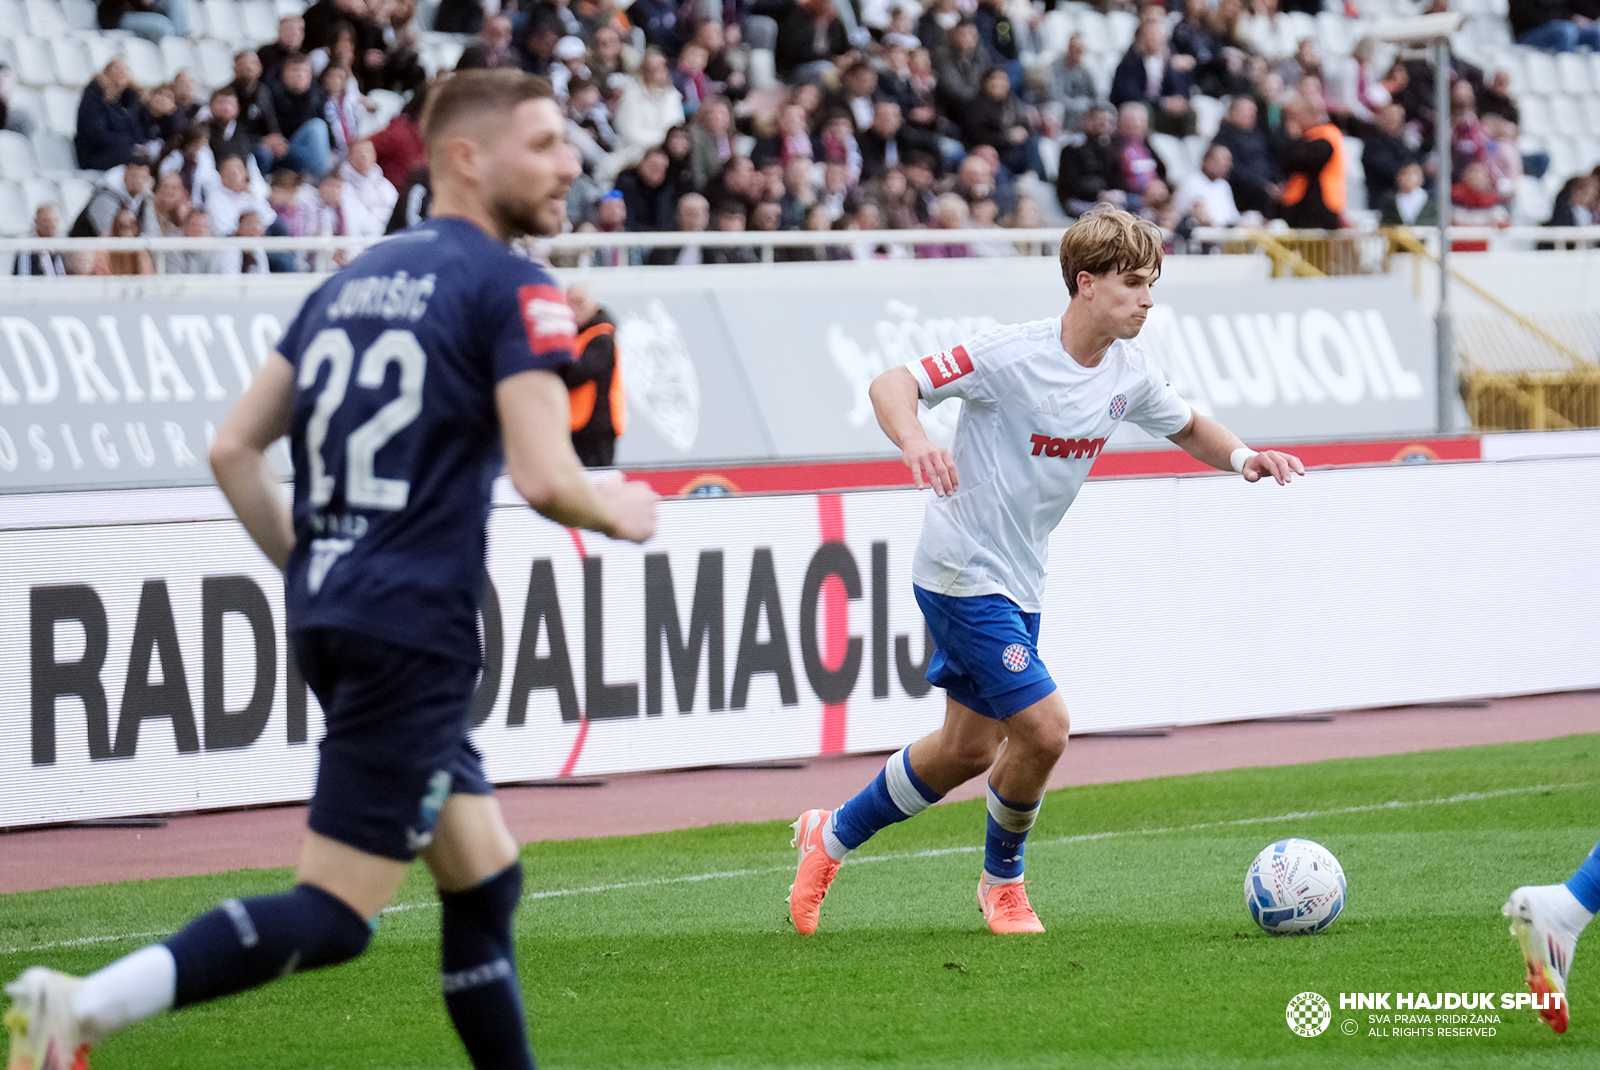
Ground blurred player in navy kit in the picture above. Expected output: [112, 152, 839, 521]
[5, 70, 659, 1070]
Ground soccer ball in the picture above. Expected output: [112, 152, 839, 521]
[1245, 838, 1347, 935]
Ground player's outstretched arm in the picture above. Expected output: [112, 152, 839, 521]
[497, 368, 659, 542]
[869, 365, 958, 496]
[210, 352, 297, 569]
[1167, 412, 1305, 486]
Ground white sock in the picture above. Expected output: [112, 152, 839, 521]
[821, 812, 852, 862]
[73, 944, 177, 1043]
[1548, 884, 1596, 935]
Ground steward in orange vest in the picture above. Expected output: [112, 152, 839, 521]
[1279, 102, 1346, 231]
[565, 286, 626, 468]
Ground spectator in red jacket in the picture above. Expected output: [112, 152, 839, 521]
[369, 87, 427, 190]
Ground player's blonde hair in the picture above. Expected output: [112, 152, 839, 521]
[419, 69, 556, 155]
[1058, 206, 1163, 296]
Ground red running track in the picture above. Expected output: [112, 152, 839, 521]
[2, 692, 1598, 895]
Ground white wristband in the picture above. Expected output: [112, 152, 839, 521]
[1230, 447, 1258, 474]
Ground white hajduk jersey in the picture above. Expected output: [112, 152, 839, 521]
[907, 316, 1193, 611]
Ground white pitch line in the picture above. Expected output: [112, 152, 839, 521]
[0, 931, 172, 956]
[5, 780, 1593, 957]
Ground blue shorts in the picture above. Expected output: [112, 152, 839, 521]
[913, 587, 1059, 720]
[292, 627, 492, 862]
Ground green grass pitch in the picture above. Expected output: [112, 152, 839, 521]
[5, 735, 1600, 1069]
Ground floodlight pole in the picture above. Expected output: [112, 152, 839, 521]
[1433, 36, 1455, 433]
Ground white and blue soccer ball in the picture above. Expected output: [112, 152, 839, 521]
[1245, 838, 1347, 935]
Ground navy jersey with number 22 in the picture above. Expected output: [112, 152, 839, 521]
[277, 217, 576, 665]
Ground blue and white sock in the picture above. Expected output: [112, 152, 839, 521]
[1565, 840, 1600, 920]
[984, 784, 1041, 884]
[824, 747, 943, 861]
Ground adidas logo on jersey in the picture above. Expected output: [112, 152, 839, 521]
[1032, 394, 1061, 417]
[1028, 433, 1106, 460]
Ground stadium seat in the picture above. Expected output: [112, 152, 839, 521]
[197, 37, 237, 87]
[1468, 16, 1511, 51]
[1040, 10, 1074, 58]
[41, 85, 80, 137]
[1551, 93, 1584, 137]
[1148, 132, 1192, 184]
[1105, 9, 1137, 52]
[57, 174, 93, 219]
[241, 0, 279, 42]
[1523, 51, 1560, 95]
[360, 87, 406, 137]
[202, 0, 248, 44]
[24, 0, 70, 36]
[416, 0, 441, 31]
[421, 39, 464, 75]
[1036, 137, 1061, 182]
[1556, 52, 1592, 95]
[1519, 95, 1552, 139]
[1584, 94, 1600, 135]
[1285, 11, 1317, 43]
[21, 176, 60, 212]
[1515, 173, 1551, 224]
[1544, 136, 1577, 182]
[1344, 135, 1366, 212]
[1084, 52, 1115, 100]
[0, 131, 40, 183]
[121, 36, 169, 85]
[274, 0, 308, 15]
[1574, 135, 1600, 171]
[1316, 12, 1352, 56]
[0, 181, 31, 237]
[161, 36, 203, 83]
[0, 0, 25, 37]
[11, 36, 58, 86]
[0, 36, 17, 75]
[1489, 48, 1522, 88]
[1192, 95, 1224, 140]
[60, 0, 95, 29]
[1074, 10, 1110, 53]
[748, 47, 775, 89]
[31, 130, 77, 173]
[9, 85, 44, 132]
[85, 34, 125, 73]
[50, 37, 96, 87]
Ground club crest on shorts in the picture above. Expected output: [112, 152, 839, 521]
[1001, 643, 1031, 672]
[1108, 394, 1128, 420]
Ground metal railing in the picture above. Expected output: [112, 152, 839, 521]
[3, 226, 1599, 273]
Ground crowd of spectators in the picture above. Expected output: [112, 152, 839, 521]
[15, 3, 415, 274]
[11, 0, 1600, 275]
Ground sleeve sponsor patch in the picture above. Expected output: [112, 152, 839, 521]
[920, 345, 974, 388]
[517, 284, 577, 360]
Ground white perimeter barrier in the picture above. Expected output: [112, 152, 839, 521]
[3, 453, 1599, 828]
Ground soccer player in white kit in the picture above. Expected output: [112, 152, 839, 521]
[788, 206, 1306, 935]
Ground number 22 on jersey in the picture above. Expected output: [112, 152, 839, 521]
[298, 327, 427, 511]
